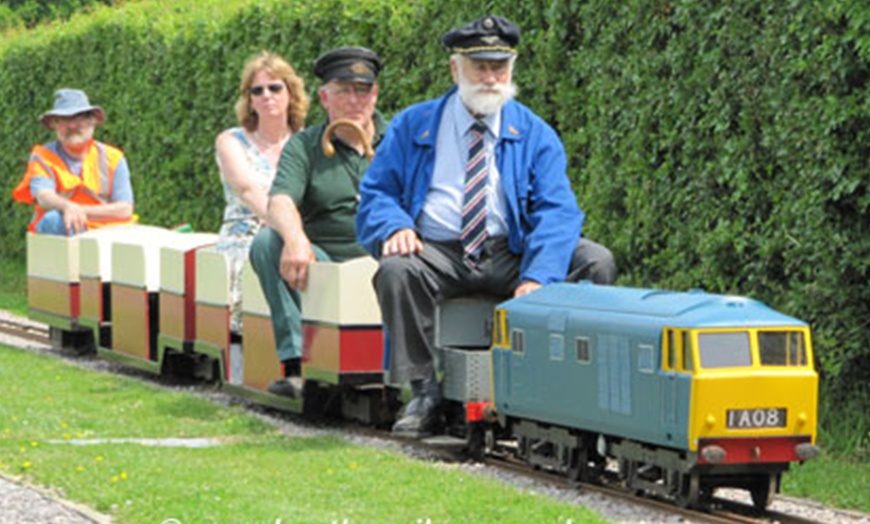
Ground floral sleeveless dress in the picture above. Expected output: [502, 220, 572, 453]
[216, 127, 276, 333]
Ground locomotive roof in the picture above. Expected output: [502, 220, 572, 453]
[500, 282, 807, 328]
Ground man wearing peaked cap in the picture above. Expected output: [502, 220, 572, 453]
[441, 14, 520, 60]
[12, 88, 135, 235]
[356, 16, 616, 437]
[250, 46, 388, 399]
[313, 46, 382, 84]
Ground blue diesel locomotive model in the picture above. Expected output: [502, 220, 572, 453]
[490, 282, 819, 509]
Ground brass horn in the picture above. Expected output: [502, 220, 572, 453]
[321, 118, 374, 161]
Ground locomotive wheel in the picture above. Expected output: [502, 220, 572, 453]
[567, 447, 604, 484]
[750, 474, 777, 511]
[675, 471, 700, 509]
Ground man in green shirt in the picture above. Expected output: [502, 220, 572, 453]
[249, 46, 387, 398]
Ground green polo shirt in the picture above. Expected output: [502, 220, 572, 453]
[270, 111, 387, 261]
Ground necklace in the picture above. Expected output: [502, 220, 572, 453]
[253, 129, 290, 151]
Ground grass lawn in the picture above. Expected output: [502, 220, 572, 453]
[0, 346, 610, 524]
[1, 255, 868, 519]
[0, 256, 27, 317]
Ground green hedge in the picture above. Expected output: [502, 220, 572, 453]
[0, 0, 120, 30]
[1, 0, 868, 445]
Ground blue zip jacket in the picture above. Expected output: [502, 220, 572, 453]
[356, 87, 584, 285]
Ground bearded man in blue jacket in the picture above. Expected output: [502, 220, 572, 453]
[356, 15, 616, 437]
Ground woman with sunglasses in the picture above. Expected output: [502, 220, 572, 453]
[215, 51, 311, 333]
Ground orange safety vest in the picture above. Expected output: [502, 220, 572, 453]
[11, 141, 134, 233]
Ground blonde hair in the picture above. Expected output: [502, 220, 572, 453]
[234, 51, 310, 133]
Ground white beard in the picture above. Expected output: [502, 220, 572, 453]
[456, 70, 517, 116]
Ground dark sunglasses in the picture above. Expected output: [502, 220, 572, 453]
[249, 83, 285, 96]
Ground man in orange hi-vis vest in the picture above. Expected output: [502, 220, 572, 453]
[12, 89, 134, 235]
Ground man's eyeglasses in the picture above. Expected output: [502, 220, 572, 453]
[331, 84, 374, 98]
[250, 83, 285, 96]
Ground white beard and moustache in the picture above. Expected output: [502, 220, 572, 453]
[456, 65, 518, 116]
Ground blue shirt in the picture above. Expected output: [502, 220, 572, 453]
[416, 93, 509, 241]
[30, 140, 133, 203]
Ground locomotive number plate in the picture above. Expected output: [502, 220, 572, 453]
[726, 408, 787, 429]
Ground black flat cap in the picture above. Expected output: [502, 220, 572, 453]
[313, 46, 382, 84]
[441, 15, 520, 60]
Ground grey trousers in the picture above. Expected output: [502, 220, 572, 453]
[374, 237, 616, 385]
[248, 228, 331, 362]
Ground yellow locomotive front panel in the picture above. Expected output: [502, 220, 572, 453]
[684, 326, 818, 464]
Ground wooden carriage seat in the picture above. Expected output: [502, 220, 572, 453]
[300, 256, 384, 385]
[110, 231, 214, 362]
[26, 232, 81, 324]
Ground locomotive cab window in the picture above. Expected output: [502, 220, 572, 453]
[511, 329, 525, 356]
[682, 331, 694, 371]
[758, 330, 807, 366]
[663, 328, 694, 372]
[697, 331, 751, 368]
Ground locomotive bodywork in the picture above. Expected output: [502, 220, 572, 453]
[491, 282, 818, 508]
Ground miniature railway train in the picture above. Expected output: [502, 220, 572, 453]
[25, 225, 819, 510]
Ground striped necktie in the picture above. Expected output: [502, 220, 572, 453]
[461, 121, 488, 264]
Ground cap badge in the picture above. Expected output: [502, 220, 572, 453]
[483, 17, 494, 29]
[481, 35, 499, 45]
[351, 62, 372, 75]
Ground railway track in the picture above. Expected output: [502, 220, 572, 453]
[480, 452, 824, 524]
[0, 313, 834, 524]
[0, 316, 50, 345]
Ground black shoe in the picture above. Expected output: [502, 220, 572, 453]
[268, 377, 303, 398]
[392, 396, 440, 438]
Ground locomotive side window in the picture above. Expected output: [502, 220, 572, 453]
[758, 330, 807, 366]
[511, 329, 525, 356]
[550, 334, 564, 361]
[638, 344, 654, 373]
[697, 331, 752, 368]
[664, 329, 693, 372]
[682, 331, 694, 371]
[575, 337, 591, 364]
[664, 329, 676, 370]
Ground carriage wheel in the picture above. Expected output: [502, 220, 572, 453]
[466, 423, 486, 461]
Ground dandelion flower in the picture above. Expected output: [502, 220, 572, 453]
[60, 422, 69, 429]
[30, 441, 38, 448]
[95, 456, 104, 463]
[22, 461, 32, 470]
[63, 434, 72, 440]
[120, 471, 128, 480]
[111, 475, 119, 483]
